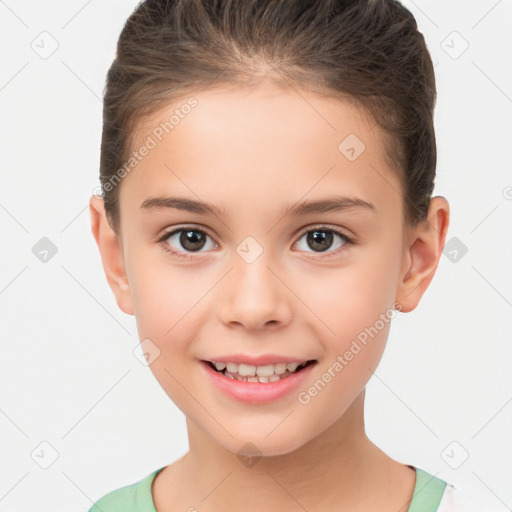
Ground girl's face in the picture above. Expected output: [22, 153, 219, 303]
[106, 81, 414, 456]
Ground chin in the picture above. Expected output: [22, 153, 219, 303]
[216, 429, 313, 459]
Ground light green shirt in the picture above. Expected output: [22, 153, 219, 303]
[88, 465, 447, 511]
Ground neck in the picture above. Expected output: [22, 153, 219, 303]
[165, 390, 415, 512]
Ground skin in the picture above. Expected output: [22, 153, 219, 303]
[90, 79, 449, 512]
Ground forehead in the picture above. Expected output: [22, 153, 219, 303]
[133, 80, 378, 152]
[121, 81, 402, 220]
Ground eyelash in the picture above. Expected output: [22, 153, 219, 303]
[156, 224, 355, 261]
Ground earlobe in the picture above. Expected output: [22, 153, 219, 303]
[395, 196, 450, 313]
[89, 195, 134, 316]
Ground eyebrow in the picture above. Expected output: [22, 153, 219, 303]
[139, 195, 376, 217]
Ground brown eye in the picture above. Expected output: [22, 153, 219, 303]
[176, 230, 208, 251]
[158, 227, 218, 259]
[295, 226, 353, 257]
[306, 230, 334, 252]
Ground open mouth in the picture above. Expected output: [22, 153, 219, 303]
[203, 359, 317, 383]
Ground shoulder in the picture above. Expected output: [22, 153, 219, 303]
[437, 482, 496, 512]
[87, 467, 165, 512]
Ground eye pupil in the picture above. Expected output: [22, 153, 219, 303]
[307, 230, 333, 252]
[180, 230, 206, 251]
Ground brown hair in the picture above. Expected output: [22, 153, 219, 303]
[99, 0, 437, 236]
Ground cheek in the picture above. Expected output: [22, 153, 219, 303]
[127, 252, 222, 373]
[290, 253, 398, 397]
[292, 258, 398, 343]
[128, 261, 205, 412]
[127, 246, 204, 335]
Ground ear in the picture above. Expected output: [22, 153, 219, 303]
[395, 196, 450, 313]
[89, 195, 134, 315]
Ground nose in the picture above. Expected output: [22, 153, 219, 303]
[218, 251, 293, 331]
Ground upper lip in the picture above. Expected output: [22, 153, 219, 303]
[201, 354, 316, 366]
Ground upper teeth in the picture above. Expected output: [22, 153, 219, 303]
[212, 361, 305, 377]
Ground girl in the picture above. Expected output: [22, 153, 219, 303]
[88, 0, 485, 510]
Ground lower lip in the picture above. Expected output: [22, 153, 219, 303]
[200, 360, 316, 404]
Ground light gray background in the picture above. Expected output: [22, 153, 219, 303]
[1, 1, 511, 511]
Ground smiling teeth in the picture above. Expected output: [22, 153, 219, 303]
[211, 361, 308, 382]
